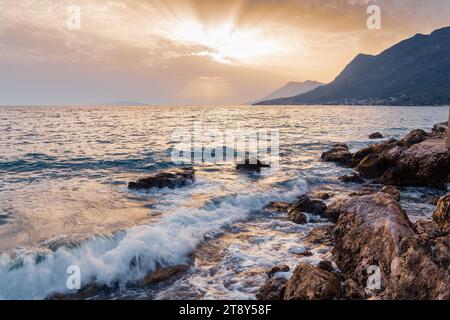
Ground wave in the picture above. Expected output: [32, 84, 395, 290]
[0, 179, 308, 300]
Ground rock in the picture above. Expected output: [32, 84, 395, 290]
[297, 251, 314, 257]
[380, 185, 401, 202]
[351, 139, 399, 166]
[333, 193, 415, 288]
[256, 277, 287, 300]
[431, 121, 448, 138]
[290, 195, 327, 215]
[356, 154, 388, 179]
[422, 195, 440, 205]
[318, 260, 335, 273]
[334, 192, 450, 299]
[322, 199, 345, 223]
[321, 144, 352, 166]
[288, 209, 308, 224]
[283, 263, 342, 300]
[128, 168, 195, 190]
[304, 226, 334, 246]
[339, 173, 364, 183]
[265, 202, 290, 213]
[433, 194, 450, 231]
[343, 278, 366, 300]
[267, 265, 290, 278]
[401, 129, 430, 147]
[140, 265, 190, 287]
[236, 158, 270, 172]
[369, 132, 384, 139]
[433, 236, 450, 270]
[380, 140, 449, 188]
[312, 192, 331, 200]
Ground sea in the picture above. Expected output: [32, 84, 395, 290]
[0, 105, 447, 299]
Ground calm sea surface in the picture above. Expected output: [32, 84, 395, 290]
[0, 105, 447, 299]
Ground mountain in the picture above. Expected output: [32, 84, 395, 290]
[257, 26, 450, 106]
[249, 80, 323, 104]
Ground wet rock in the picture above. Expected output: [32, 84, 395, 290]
[290, 195, 327, 215]
[265, 202, 290, 213]
[288, 209, 308, 224]
[343, 278, 366, 300]
[47, 283, 112, 300]
[297, 250, 314, 257]
[334, 192, 450, 299]
[256, 277, 287, 300]
[321, 144, 352, 166]
[322, 199, 345, 223]
[236, 158, 270, 172]
[401, 129, 430, 147]
[139, 265, 190, 287]
[304, 225, 334, 246]
[433, 194, 450, 231]
[284, 263, 342, 300]
[380, 185, 400, 202]
[369, 132, 384, 139]
[339, 173, 364, 184]
[356, 154, 388, 179]
[312, 192, 331, 200]
[267, 265, 290, 278]
[351, 139, 398, 166]
[128, 168, 195, 190]
[422, 195, 440, 205]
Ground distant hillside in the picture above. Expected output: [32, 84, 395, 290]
[257, 26, 450, 106]
[250, 80, 323, 104]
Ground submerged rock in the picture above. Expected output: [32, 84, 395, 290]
[128, 167, 195, 190]
[236, 158, 270, 172]
[265, 202, 291, 213]
[339, 173, 364, 184]
[267, 265, 290, 278]
[287, 209, 308, 224]
[139, 265, 190, 287]
[290, 195, 327, 215]
[321, 144, 352, 166]
[369, 132, 384, 139]
[283, 263, 342, 300]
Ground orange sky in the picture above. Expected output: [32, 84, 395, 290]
[1, 0, 449, 105]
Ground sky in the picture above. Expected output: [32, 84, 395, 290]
[0, 0, 449, 106]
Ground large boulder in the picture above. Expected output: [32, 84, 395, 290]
[289, 195, 327, 215]
[321, 144, 352, 166]
[256, 278, 287, 300]
[128, 168, 195, 190]
[334, 193, 450, 299]
[401, 129, 430, 147]
[283, 263, 342, 300]
[431, 121, 448, 138]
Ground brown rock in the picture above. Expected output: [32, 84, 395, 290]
[318, 260, 335, 273]
[284, 263, 342, 300]
[433, 194, 450, 231]
[356, 154, 388, 179]
[267, 265, 290, 278]
[322, 199, 345, 223]
[304, 226, 334, 246]
[128, 168, 195, 190]
[288, 209, 308, 224]
[312, 192, 331, 200]
[401, 129, 430, 147]
[256, 278, 287, 300]
[369, 132, 384, 139]
[236, 158, 270, 172]
[343, 278, 366, 300]
[290, 195, 327, 215]
[265, 202, 290, 213]
[321, 144, 352, 166]
[339, 173, 364, 184]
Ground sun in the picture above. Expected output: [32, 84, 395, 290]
[164, 21, 278, 64]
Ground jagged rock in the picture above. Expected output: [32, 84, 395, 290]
[267, 265, 290, 278]
[339, 173, 364, 183]
[433, 194, 450, 231]
[236, 158, 270, 172]
[128, 168, 195, 190]
[380, 186, 401, 202]
[321, 144, 352, 166]
[422, 194, 440, 205]
[356, 154, 388, 179]
[432, 121, 448, 138]
[290, 195, 327, 215]
[334, 193, 450, 299]
[369, 132, 384, 139]
[283, 263, 342, 300]
[312, 192, 331, 200]
[401, 129, 430, 146]
[343, 278, 366, 300]
[256, 277, 287, 300]
[318, 260, 335, 273]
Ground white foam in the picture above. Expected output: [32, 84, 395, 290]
[0, 180, 308, 299]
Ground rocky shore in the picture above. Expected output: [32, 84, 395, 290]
[257, 121, 449, 300]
